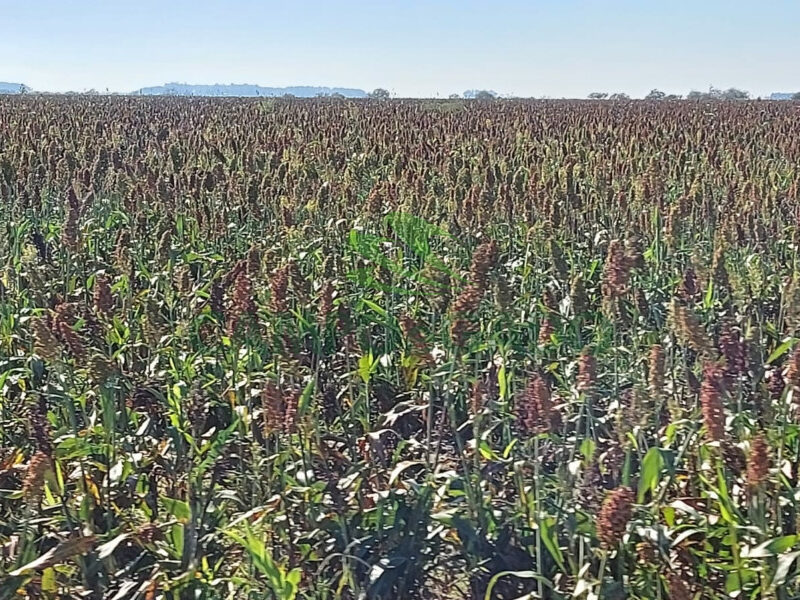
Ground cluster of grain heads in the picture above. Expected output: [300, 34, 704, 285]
[261, 382, 300, 436]
[92, 273, 114, 316]
[269, 265, 290, 314]
[31, 315, 62, 362]
[597, 486, 634, 548]
[671, 300, 715, 359]
[61, 187, 82, 251]
[2, 96, 800, 598]
[600, 239, 632, 318]
[22, 398, 54, 503]
[787, 345, 800, 393]
[718, 318, 747, 380]
[746, 433, 770, 491]
[518, 372, 560, 434]
[423, 261, 451, 312]
[648, 344, 666, 399]
[577, 347, 597, 393]
[449, 238, 498, 346]
[227, 269, 257, 335]
[470, 380, 487, 419]
[53, 304, 87, 362]
[209, 281, 225, 319]
[570, 273, 588, 317]
[318, 279, 335, 324]
[399, 314, 430, 365]
[700, 363, 726, 443]
[21, 450, 52, 503]
[538, 289, 558, 345]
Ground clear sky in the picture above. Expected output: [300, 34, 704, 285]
[2, 0, 798, 98]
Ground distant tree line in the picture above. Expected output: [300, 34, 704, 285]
[589, 87, 754, 101]
[16, 85, 800, 101]
[451, 88, 794, 101]
[317, 88, 800, 101]
[686, 87, 750, 101]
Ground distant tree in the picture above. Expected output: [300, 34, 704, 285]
[721, 87, 749, 100]
[609, 93, 630, 100]
[793, 92, 800, 101]
[369, 88, 390, 100]
[474, 90, 497, 101]
[687, 90, 707, 101]
[588, 92, 608, 100]
[448, 93, 461, 99]
[645, 89, 666, 100]
[664, 94, 683, 101]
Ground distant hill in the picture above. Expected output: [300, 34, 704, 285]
[132, 83, 368, 98]
[0, 82, 31, 94]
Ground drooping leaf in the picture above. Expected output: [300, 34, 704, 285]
[97, 533, 131, 560]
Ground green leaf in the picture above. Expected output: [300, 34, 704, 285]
[287, 567, 302, 586]
[283, 568, 301, 600]
[361, 299, 387, 318]
[638, 447, 664, 503]
[717, 499, 735, 524]
[703, 279, 714, 309]
[223, 528, 292, 597]
[170, 523, 184, 558]
[539, 517, 565, 570]
[765, 535, 799, 555]
[767, 339, 795, 364]
[478, 440, 498, 461]
[498, 365, 508, 400]
[502, 439, 517, 459]
[41, 568, 56, 593]
[162, 497, 191, 521]
[358, 353, 375, 384]
[175, 214, 184, 236]
[742, 535, 798, 558]
[725, 569, 756, 594]
[296, 378, 315, 418]
[196, 417, 240, 475]
[580, 438, 596, 464]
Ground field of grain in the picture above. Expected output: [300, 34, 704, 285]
[1, 96, 799, 599]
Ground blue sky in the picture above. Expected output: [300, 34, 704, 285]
[2, 0, 798, 97]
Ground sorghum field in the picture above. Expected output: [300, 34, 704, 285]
[1, 96, 799, 600]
